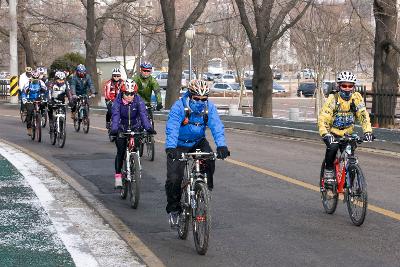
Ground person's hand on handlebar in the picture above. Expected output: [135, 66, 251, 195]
[363, 132, 374, 142]
[216, 146, 230, 159]
[146, 128, 157, 135]
[166, 148, 178, 160]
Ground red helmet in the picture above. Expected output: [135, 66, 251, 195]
[121, 79, 138, 94]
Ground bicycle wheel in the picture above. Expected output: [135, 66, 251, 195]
[129, 153, 141, 209]
[139, 141, 144, 157]
[320, 160, 338, 214]
[178, 182, 190, 240]
[82, 107, 90, 134]
[120, 161, 129, 199]
[50, 120, 56, 145]
[346, 164, 368, 226]
[20, 106, 26, 123]
[41, 108, 47, 128]
[31, 117, 36, 141]
[73, 112, 80, 132]
[57, 117, 66, 148]
[146, 135, 155, 161]
[192, 182, 211, 255]
[36, 113, 42, 142]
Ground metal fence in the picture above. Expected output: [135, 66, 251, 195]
[0, 79, 10, 99]
[355, 86, 400, 125]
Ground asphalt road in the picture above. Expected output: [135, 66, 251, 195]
[0, 106, 399, 267]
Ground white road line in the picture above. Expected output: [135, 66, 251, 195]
[0, 142, 100, 267]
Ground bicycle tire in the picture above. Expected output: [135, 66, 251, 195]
[50, 120, 56, 145]
[20, 108, 26, 123]
[129, 153, 141, 209]
[31, 116, 36, 141]
[139, 142, 144, 157]
[36, 113, 42, 142]
[146, 135, 155, 161]
[192, 182, 211, 255]
[73, 112, 81, 132]
[83, 107, 90, 134]
[178, 183, 190, 240]
[320, 160, 338, 214]
[41, 109, 47, 128]
[346, 164, 368, 226]
[57, 117, 66, 148]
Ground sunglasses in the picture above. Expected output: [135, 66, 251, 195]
[113, 75, 121, 77]
[123, 91, 135, 96]
[192, 96, 208, 102]
[340, 84, 354, 89]
[142, 70, 151, 73]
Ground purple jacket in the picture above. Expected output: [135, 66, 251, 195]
[111, 93, 152, 134]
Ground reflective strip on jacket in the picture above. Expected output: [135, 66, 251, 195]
[165, 92, 226, 148]
[318, 92, 372, 137]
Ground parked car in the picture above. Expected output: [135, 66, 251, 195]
[273, 82, 286, 93]
[244, 78, 252, 90]
[202, 72, 215, 81]
[323, 80, 337, 96]
[302, 69, 315, 79]
[155, 72, 186, 89]
[151, 70, 161, 78]
[182, 70, 196, 80]
[273, 69, 282, 80]
[297, 82, 317, 97]
[211, 82, 240, 92]
[215, 74, 236, 83]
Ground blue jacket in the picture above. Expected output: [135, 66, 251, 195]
[111, 93, 152, 134]
[70, 74, 95, 96]
[21, 80, 48, 101]
[165, 92, 226, 148]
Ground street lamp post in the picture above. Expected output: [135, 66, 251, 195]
[185, 25, 195, 82]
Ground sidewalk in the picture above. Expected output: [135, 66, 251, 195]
[0, 142, 144, 267]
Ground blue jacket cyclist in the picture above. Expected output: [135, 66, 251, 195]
[69, 64, 96, 119]
[21, 69, 48, 136]
[110, 79, 156, 188]
[165, 79, 230, 226]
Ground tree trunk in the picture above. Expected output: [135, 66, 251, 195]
[252, 46, 273, 117]
[85, 0, 100, 94]
[165, 46, 184, 107]
[372, 0, 399, 127]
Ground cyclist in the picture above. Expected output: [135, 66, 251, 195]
[164, 79, 230, 226]
[19, 67, 33, 114]
[109, 79, 157, 188]
[69, 64, 96, 119]
[103, 68, 125, 129]
[48, 71, 69, 133]
[318, 71, 373, 185]
[21, 70, 48, 136]
[132, 62, 163, 111]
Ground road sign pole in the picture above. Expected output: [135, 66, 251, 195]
[9, 0, 19, 104]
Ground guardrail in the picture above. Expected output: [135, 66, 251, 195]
[0, 79, 10, 99]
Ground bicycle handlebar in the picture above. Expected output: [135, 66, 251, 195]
[336, 134, 375, 144]
[121, 130, 145, 137]
[179, 151, 217, 161]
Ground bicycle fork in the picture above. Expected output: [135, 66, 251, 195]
[126, 149, 131, 182]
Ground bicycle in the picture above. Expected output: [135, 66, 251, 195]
[320, 134, 370, 226]
[50, 100, 67, 148]
[139, 105, 155, 161]
[177, 150, 216, 255]
[119, 130, 145, 209]
[73, 95, 93, 134]
[40, 97, 48, 128]
[26, 99, 43, 142]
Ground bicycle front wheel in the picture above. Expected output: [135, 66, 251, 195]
[320, 160, 338, 214]
[41, 109, 47, 128]
[50, 121, 56, 145]
[31, 116, 36, 141]
[82, 108, 90, 134]
[146, 135, 155, 161]
[57, 117, 66, 148]
[192, 182, 211, 255]
[73, 112, 80, 132]
[346, 164, 368, 226]
[129, 153, 141, 209]
[36, 113, 42, 142]
[20, 106, 26, 123]
[178, 183, 190, 240]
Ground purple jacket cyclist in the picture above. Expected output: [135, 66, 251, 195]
[110, 79, 156, 188]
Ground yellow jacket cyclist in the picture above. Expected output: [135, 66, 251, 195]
[318, 71, 373, 184]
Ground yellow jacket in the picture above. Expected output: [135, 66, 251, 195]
[318, 92, 372, 137]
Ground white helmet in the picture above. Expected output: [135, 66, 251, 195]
[188, 79, 210, 96]
[336, 71, 356, 83]
[123, 79, 138, 93]
[55, 71, 66, 80]
[112, 68, 121, 75]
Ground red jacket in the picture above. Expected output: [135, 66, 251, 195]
[104, 79, 124, 101]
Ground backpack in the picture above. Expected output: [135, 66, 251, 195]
[181, 97, 209, 126]
[332, 92, 357, 116]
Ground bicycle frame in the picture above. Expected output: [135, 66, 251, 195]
[54, 102, 66, 132]
[123, 131, 143, 182]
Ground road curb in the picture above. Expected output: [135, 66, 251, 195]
[0, 138, 165, 267]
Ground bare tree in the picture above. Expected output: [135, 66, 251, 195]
[160, 0, 208, 108]
[372, 0, 399, 127]
[235, 0, 312, 117]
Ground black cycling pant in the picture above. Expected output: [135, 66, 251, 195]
[115, 136, 127, 174]
[165, 138, 215, 213]
[25, 103, 34, 129]
[324, 142, 346, 170]
[106, 101, 113, 123]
